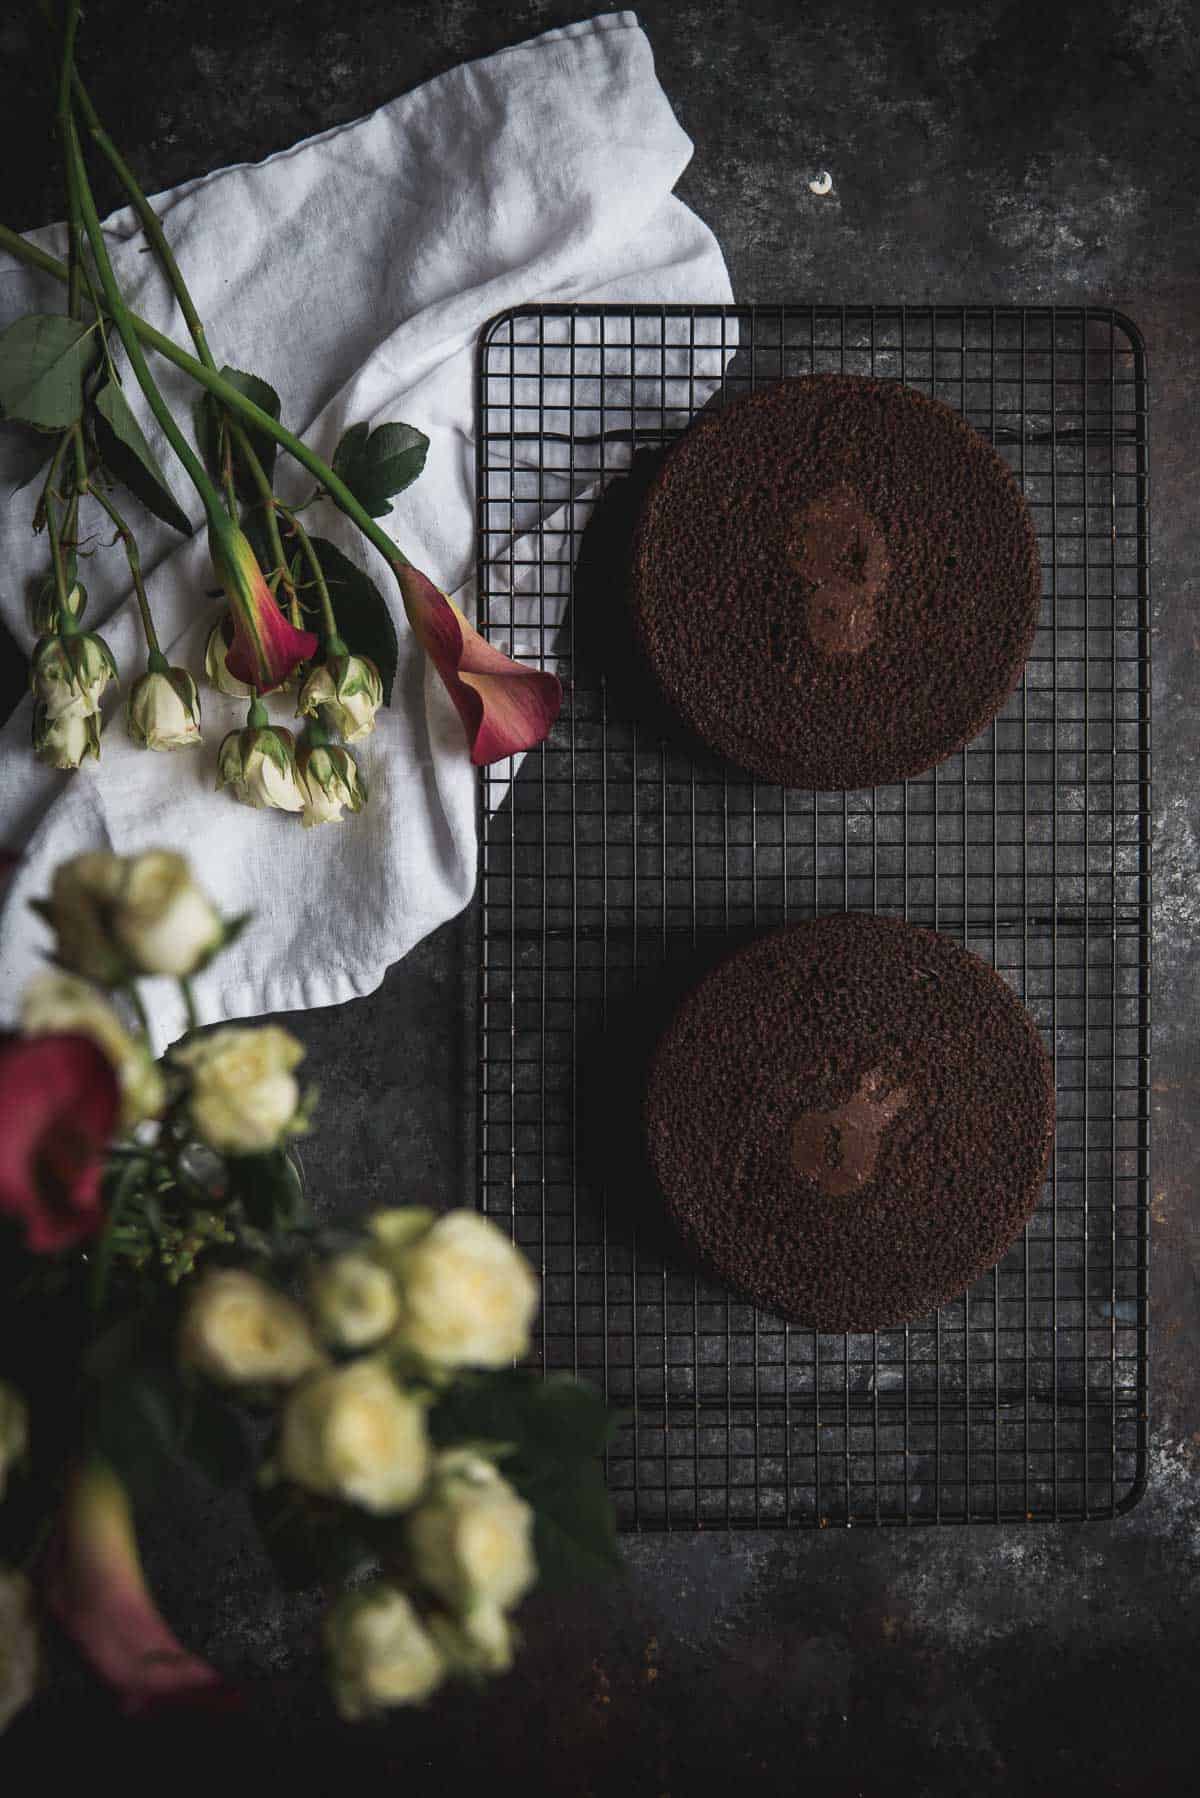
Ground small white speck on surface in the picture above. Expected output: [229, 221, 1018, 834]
[808, 169, 833, 196]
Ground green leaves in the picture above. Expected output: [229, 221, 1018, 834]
[93, 378, 192, 534]
[431, 1372, 622, 1589]
[0, 313, 97, 430]
[87, 1358, 251, 1501]
[331, 421, 428, 518]
[226, 1148, 310, 1235]
[307, 536, 399, 704]
[194, 364, 282, 495]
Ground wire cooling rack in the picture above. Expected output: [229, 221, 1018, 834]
[475, 305, 1151, 1527]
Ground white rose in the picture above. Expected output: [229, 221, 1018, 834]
[126, 667, 202, 751]
[112, 851, 224, 977]
[173, 1025, 304, 1154]
[0, 1571, 37, 1734]
[0, 1382, 28, 1503]
[31, 850, 127, 983]
[32, 700, 100, 770]
[180, 1268, 322, 1386]
[30, 629, 116, 718]
[428, 1601, 517, 1676]
[296, 654, 383, 743]
[407, 1451, 536, 1620]
[324, 1584, 444, 1719]
[217, 725, 305, 813]
[21, 970, 165, 1129]
[204, 616, 254, 698]
[279, 1360, 430, 1513]
[309, 1253, 399, 1351]
[390, 1211, 538, 1370]
[298, 743, 367, 829]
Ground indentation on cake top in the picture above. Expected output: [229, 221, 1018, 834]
[786, 484, 890, 656]
[790, 1065, 909, 1195]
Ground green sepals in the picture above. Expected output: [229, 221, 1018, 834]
[194, 365, 283, 495]
[93, 377, 193, 535]
[0, 313, 98, 430]
[305, 536, 398, 703]
[331, 420, 428, 517]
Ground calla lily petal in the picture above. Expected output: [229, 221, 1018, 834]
[209, 525, 317, 693]
[397, 566, 561, 765]
[47, 1462, 238, 1714]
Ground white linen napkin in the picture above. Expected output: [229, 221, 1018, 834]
[0, 11, 732, 1044]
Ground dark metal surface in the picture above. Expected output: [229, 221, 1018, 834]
[476, 303, 1151, 1528]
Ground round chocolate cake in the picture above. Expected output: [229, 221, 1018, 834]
[645, 915, 1055, 1331]
[630, 375, 1042, 790]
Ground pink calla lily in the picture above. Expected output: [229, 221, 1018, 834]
[209, 525, 318, 693]
[47, 1462, 238, 1714]
[398, 565, 561, 765]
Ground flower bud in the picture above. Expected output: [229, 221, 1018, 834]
[172, 1024, 304, 1155]
[309, 1253, 399, 1351]
[388, 1211, 538, 1370]
[21, 970, 165, 1129]
[110, 850, 224, 978]
[204, 614, 255, 699]
[180, 1268, 322, 1386]
[279, 1360, 430, 1513]
[33, 573, 87, 635]
[427, 1602, 517, 1676]
[297, 740, 367, 829]
[297, 653, 383, 743]
[407, 1451, 536, 1622]
[217, 724, 305, 813]
[0, 1381, 28, 1502]
[127, 667, 202, 752]
[32, 701, 100, 770]
[30, 630, 116, 718]
[324, 1585, 444, 1719]
[30, 851, 127, 983]
[0, 1570, 37, 1734]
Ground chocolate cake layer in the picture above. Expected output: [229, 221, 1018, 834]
[645, 915, 1055, 1331]
[631, 375, 1042, 789]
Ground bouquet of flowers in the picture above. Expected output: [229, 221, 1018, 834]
[0, 1, 560, 816]
[0, 849, 619, 1729]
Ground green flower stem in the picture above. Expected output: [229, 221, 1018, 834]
[247, 696, 270, 729]
[122, 979, 151, 1039]
[89, 1155, 143, 1312]
[277, 500, 342, 650]
[179, 976, 200, 1035]
[225, 417, 296, 607]
[58, 2, 83, 320]
[0, 226, 414, 582]
[41, 430, 74, 626]
[88, 479, 161, 658]
[65, 116, 229, 533]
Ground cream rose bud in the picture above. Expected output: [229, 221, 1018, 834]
[32, 850, 127, 983]
[173, 1025, 304, 1154]
[30, 629, 117, 718]
[180, 1268, 322, 1386]
[112, 850, 223, 977]
[0, 1381, 28, 1502]
[407, 1451, 536, 1619]
[21, 970, 165, 1129]
[126, 667, 202, 752]
[204, 615, 254, 698]
[298, 742, 367, 829]
[279, 1359, 430, 1513]
[217, 724, 306, 813]
[0, 1570, 38, 1734]
[428, 1601, 517, 1676]
[32, 700, 100, 770]
[391, 1211, 538, 1370]
[310, 1253, 399, 1350]
[297, 653, 383, 743]
[325, 1585, 444, 1719]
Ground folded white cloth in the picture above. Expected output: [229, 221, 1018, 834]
[0, 11, 732, 1045]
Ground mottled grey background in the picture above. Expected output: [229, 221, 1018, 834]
[3, 2, 1198, 1792]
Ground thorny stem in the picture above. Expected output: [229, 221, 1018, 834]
[41, 431, 74, 626]
[88, 479, 162, 657]
[57, 1, 83, 320]
[65, 115, 228, 529]
[277, 500, 342, 650]
[0, 227, 413, 582]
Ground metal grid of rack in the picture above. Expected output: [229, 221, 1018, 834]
[475, 305, 1150, 1526]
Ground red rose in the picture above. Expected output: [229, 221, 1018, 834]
[0, 1032, 120, 1252]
